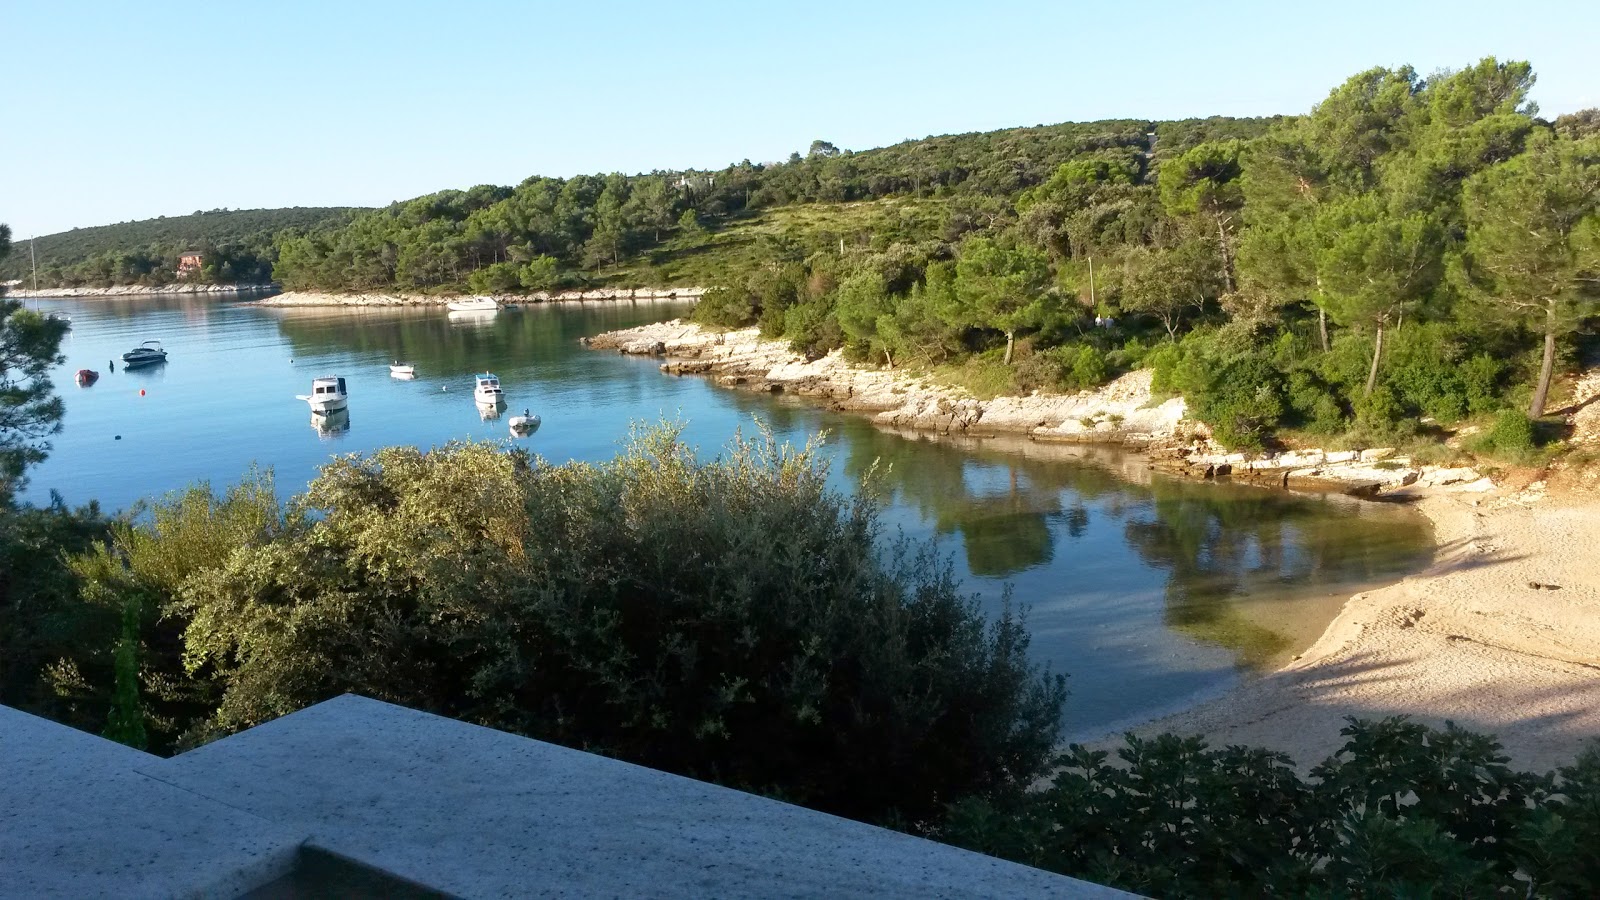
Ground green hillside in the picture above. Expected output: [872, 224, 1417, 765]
[261, 58, 1600, 460]
[3, 207, 362, 287]
[269, 116, 1281, 294]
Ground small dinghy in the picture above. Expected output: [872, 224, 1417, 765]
[389, 361, 416, 378]
[297, 375, 349, 414]
[75, 368, 99, 386]
[508, 410, 541, 435]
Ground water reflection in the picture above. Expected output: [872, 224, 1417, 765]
[833, 424, 1431, 670]
[447, 309, 500, 328]
[311, 408, 351, 439]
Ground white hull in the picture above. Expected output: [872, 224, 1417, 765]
[447, 297, 500, 312]
[303, 395, 349, 415]
[508, 414, 540, 434]
[389, 365, 416, 377]
[474, 389, 504, 405]
[122, 351, 167, 366]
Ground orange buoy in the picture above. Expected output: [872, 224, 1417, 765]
[139, 389, 146, 396]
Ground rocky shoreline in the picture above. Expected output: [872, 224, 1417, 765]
[585, 319, 1485, 497]
[10, 283, 277, 299]
[255, 287, 706, 308]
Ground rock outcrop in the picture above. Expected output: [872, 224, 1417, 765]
[588, 320, 1489, 498]
[587, 320, 1195, 446]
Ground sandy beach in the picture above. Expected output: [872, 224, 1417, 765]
[1118, 476, 1600, 772]
[589, 319, 1600, 773]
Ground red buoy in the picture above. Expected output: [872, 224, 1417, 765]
[139, 389, 146, 397]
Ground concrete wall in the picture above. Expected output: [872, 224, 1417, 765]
[2, 696, 1136, 898]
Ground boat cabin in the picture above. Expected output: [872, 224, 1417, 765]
[312, 376, 348, 398]
[475, 374, 502, 394]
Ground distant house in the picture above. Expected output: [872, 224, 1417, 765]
[177, 251, 204, 277]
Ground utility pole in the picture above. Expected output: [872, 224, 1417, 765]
[1087, 255, 1096, 312]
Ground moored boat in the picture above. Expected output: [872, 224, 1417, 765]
[508, 409, 540, 435]
[75, 368, 99, 386]
[389, 361, 416, 377]
[473, 373, 504, 405]
[121, 340, 168, 367]
[447, 296, 500, 313]
[296, 375, 349, 414]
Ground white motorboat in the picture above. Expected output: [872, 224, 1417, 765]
[473, 373, 504, 405]
[121, 340, 168, 367]
[296, 375, 349, 414]
[508, 410, 541, 435]
[389, 361, 416, 377]
[447, 296, 500, 313]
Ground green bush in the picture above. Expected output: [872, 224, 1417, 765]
[466, 261, 523, 294]
[1191, 357, 1286, 449]
[692, 285, 758, 327]
[1285, 370, 1348, 434]
[783, 298, 845, 359]
[1064, 345, 1111, 390]
[0, 500, 115, 733]
[1469, 409, 1541, 463]
[1354, 385, 1417, 441]
[941, 717, 1600, 899]
[76, 430, 1066, 825]
[1460, 353, 1506, 415]
[1011, 347, 1066, 393]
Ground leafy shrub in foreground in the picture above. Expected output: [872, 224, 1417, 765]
[78, 428, 1066, 825]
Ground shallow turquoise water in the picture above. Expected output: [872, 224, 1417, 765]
[30, 294, 1432, 736]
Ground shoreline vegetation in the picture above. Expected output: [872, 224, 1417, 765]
[586, 318, 1492, 496]
[586, 317, 1600, 772]
[9, 282, 278, 298]
[253, 286, 706, 307]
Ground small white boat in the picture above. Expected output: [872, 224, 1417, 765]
[121, 340, 168, 367]
[447, 296, 500, 313]
[296, 375, 349, 414]
[473, 373, 504, 405]
[508, 410, 541, 435]
[389, 361, 416, 377]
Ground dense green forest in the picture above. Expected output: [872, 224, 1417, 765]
[2, 207, 359, 288]
[268, 116, 1279, 294]
[267, 58, 1600, 452]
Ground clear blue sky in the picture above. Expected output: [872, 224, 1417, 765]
[3, 0, 1596, 239]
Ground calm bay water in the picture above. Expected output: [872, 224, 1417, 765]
[30, 293, 1432, 736]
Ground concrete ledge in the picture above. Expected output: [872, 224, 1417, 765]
[153, 695, 1130, 898]
[4, 696, 1133, 898]
[0, 706, 302, 900]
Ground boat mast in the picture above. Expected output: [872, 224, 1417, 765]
[30, 238, 39, 293]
